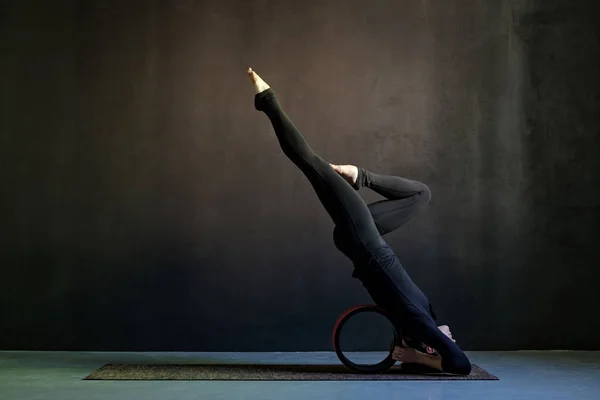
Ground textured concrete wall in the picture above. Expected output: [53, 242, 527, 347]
[1, 0, 598, 350]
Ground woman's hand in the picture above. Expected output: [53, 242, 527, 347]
[392, 339, 421, 363]
[393, 340, 443, 371]
[392, 345, 419, 363]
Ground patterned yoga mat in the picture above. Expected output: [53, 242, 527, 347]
[85, 363, 498, 381]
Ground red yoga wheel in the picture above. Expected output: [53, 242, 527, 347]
[332, 304, 400, 374]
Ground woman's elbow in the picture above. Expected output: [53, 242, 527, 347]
[443, 354, 472, 375]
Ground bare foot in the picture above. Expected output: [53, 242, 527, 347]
[438, 325, 456, 343]
[247, 68, 270, 94]
[330, 164, 358, 185]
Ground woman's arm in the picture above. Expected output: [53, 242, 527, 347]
[401, 313, 472, 375]
[393, 346, 443, 370]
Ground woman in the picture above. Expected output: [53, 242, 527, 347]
[248, 68, 471, 375]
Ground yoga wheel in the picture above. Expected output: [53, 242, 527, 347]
[332, 305, 400, 374]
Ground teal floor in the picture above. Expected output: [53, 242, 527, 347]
[1, 351, 599, 400]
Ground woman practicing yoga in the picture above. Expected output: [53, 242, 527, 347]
[248, 68, 471, 375]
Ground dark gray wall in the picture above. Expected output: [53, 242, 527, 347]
[1, 0, 599, 351]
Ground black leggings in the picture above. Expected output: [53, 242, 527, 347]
[333, 169, 432, 264]
[255, 89, 471, 375]
[255, 89, 428, 263]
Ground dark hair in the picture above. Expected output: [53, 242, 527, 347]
[403, 337, 439, 356]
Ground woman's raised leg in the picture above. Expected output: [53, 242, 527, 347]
[249, 68, 384, 252]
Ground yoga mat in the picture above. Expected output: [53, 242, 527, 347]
[84, 363, 498, 381]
